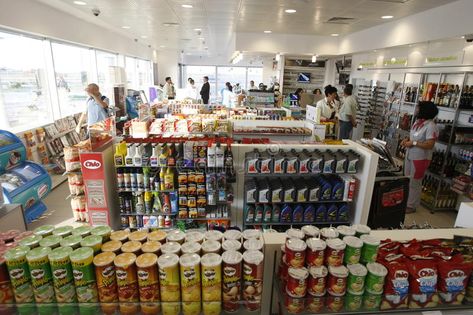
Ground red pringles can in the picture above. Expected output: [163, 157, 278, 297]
[325, 238, 346, 267]
[284, 295, 305, 314]
[243, 250, 264, 311]
[308, 266, 328, 296]
[286, 267, 308, 298]
[326, 294, 344, 312]
[307, 296, 324, 313]
[222, 250, 243, 312]
[285, 238, 307, 268]
[306, 238, 326, 267]
[327, 265, 348, 296]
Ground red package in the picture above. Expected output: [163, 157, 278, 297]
[383, 259, 409, 296]
[438, 256, 472, 293]
[377, 240, 400, 262]
[407, 257, 438, 294]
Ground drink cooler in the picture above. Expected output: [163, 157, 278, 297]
[0, 130, 51, 223]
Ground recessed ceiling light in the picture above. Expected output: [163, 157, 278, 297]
[285, 9, 297, 13]
[194, 28, 202, 31]
[461, 36, 466, 39]
[198, 37, 205, 40]
[182, 4, 193, 8]
[121, 26, 131, 29]
[381, 15, 394, 19]
[141, 35, 147, 39]
[159, 45, 166, 48]
[73, 1, 87, 5]
[331, 33, 339, 37]
[264, 30, 272, 33]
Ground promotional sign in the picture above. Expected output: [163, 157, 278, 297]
[79, 152, 110, 226]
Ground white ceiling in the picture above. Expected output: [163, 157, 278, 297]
[39, 0, 457, 57]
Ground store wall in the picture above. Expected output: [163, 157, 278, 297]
[262, 56, 278, 86]
[0, 0, 151, 59]
[156, 50, 180, 86]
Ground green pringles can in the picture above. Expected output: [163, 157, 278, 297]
[363, 292, 382, 311]
[26, 246, 56, 303]
[80, 235, 103, 254]
[19, 235, 43, 249]
[48, 246, 77, 303]
[90, 225, 112, 242]
[365, 262, 388, 295]
[39, 235, 62, 249]
[70, 247, 98, 303]
[346, 263, 367, 294]
[72, 226, 92, 238]
[33, 225, 55, 238]
[352, 224, 371, 238]
[343, 236, 363, 265]
[337, 225, 356, 239]
[4, 246, 34, 303]
[345, 291, 363, 311]
[360, 234, 380, 264]
[60, 235, 82, 249]
[53, 226, 74, 238]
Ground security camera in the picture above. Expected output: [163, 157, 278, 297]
[92, 7, 101, 16]
[465, 34, 473, 42]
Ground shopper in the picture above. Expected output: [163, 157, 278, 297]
[83, 83, 109, 128]
[200, 76, 210, 104]
[249, 80, 257, 90]
[186, 78, 198, 100]
[338, 85, 358, 140]
[316, 85, 338, 121]
[233, 83, 242, 94]
[313, 88, 322, 95]
[222, 82, 233, 107]
[163, 77, 176, 100]
[402, 101, 439, 213]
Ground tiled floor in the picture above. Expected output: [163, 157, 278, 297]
[31, 182, 459, 230]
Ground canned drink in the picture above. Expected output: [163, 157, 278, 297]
[360, 235, 380, 264]
[93, 252, 118, 302]
[26, 247, 55, 303]
[308, 266, 328, 296]
[286, 267, 309, 298]
[158, 254, 180, 302]
[179, 253, 201, 302]
[284, 295, 305, 314]
[114, 253, 139, 302]
[285, 238, 307, 268]
[222, 251, 243, 312]
[70, 247, 98, 303]
[327, 265, 349, 296]
[136, 253, 160, 302]
[347, 263, 367, 294]
[306, 238, 326, 267]
[242, 250, 264, 311]
[365, 262, 388, 295]
[343, 236, 363, 265]
[201, 253, 222, 302]
[49, 247, 77, 303]
[325, 238, 346, 267]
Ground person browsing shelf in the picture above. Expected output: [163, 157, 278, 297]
[316, 85, 338, 121]
[200, 76, 210, 104]
[401, 101, 439, 213]
[163, 77, 176, 100]
[338, 85, 358, 140]
[84, 83, 109, 128]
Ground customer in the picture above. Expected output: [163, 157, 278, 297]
[313, 88, 322, 95]
[186, 78, 198, 99]
[402, 101, 439, 213]
[249, 80, 257, 90]
[338, 85, 358, 139]
[222, 82, 233, 107]
[316, 85, 338, 121]
[233, 83, 242, 95]
[200, 76, 210, 104]
[84, 83, 109, 128]
[163, 77, 176, 100]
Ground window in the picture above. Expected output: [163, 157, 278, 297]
[137, 59, 152, 94]
[183, 65, 217, 102]
[52, 43, 95, 117]
[0, 32, 53, 133]
[216, 67, 246, 100]
[247, 67, 263, 90]
[96, 50, 117, 87]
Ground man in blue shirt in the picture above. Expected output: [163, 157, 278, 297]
[85, 83, 109, 128]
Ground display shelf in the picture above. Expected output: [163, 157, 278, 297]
[421, 200, 456, 212]
[245, 200, 350, 204]
[246, 221, 349, 226]
[50, 174, 67, 190]
[118, 189, 177, 193]
[244, 173, 357, 177]
[438, 140, 473, 147]
[232, 132, 310, 137]
[425, 170, 453, 183]
[120, 212, 178, 216]
[176, 217, 230, 221]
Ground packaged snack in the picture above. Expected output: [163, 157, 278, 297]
[352, 224, 371, 237]
[286, 267, 308, 298]
[147, 230, 167, 243]
[102, 240, 122, 254]
[53, 226, 73, 238]
[202, 240, 222, 255]
[365, 262, 388, 295]
[325, 238, 346, 267]
[19, 235, 42, 249]
[284, 295, 305, 314]
[307, 266, 327, 296]
[243, 238, 264, 252]
[49, 247, 77, 303]
[347, 263, 367, 294]
[306, 238, 326, 267]
[380, 294, 409, 310]
[128, 230, 148, 243]
[179, 253, 201, 303]
[202, 301, 221, 315]
[70, 247, 98, 303]
[343, 236, 363, 265]
[363, 292, 382, 311]
[407, 258, 437, 294]
[167, 230, 186, 244]
[222, 251, 242, 312]
[60, 235, 82, 249]
[327, 265, 348, 296]
[114, 253, 139, 302]
[136, 253, 160, 303]
[93, 252, 118, 303]
[222, 240, 241, 252]
[326, 294, 344, 312]
[182, 301, 201, 315]
[337, 225, 356, 238]
[320, 227, 339, 240]
[39, 235, 62, 249]
[26, 247, 55, 303]
[121, 241, 142, 255]
[286, 228, 304, 240]
[204, 230, 224, 243]
[80, 235, 103, 254]
[90, 225, 112, 242]
[383, 259, 409, 296]
[71, 226, 92, 238]
[33, 225, 55, 237]
[306, 295, 324, 313]
[439, 291, 466, 305]
[185, 231, 205, 244]
[181, 242, 202, 255]
[301, 225, 319, 239]
[0, 254, 14, 304]
[242, 229, 262, 241]
[409, 293, 439, 308]
[110, 230, 129, 242]
[360, 234, 380, 264]
[437, 257, 472, 293]
[224, 230, 242, 242]
[243, 250, 264, 311]
[201, 253, 222, 302]
[345, 291, 363, 311]
[5, 246, 34, 303]
[158, 254, 180, 302]
[285, 238, 306, 268]
[161, 242, 181, 255]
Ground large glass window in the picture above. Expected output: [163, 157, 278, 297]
[0, 32, 53, 133]
[216, 67, 246, 100]
[137, 59, 152, 93]
[247, 67, 263, 89]
[96, 50, 117, 87]
[125, 56, 137, 89]
[183, 66, 217, 102]
[52, 42, 94, 117]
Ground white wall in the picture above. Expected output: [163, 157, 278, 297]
[0, 0, 152, 59]
[262, 56, 278, 85]
[156, 50, 180, 86]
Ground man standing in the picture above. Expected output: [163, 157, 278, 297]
[200, 76, 210, 104]
[84, 83, 109, 129]
[249, 80, 256, 90]
[338, 84, 358, 140]
[163, 77, 176, 100]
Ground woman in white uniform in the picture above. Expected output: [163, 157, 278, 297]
[401, 101, 439, 213]
[316, 85, 338, 121]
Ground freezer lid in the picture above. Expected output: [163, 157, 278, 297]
[10, 163, 43, 181]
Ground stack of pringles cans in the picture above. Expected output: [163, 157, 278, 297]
[1, 224, 265, 315]
[279, 224, 387, 313]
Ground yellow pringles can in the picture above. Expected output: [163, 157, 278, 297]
[179, 253, 201, 302]
[157, 253, 180, 302]
[201, 253, 222, 302]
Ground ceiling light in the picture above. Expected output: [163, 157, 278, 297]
[312, 55, 317, 63]
[285, 9, 297, 13]
[141, 35, 147, 39]
[121, 26, 131, 29]
[198, 37, 205, 40]
[194, 28, 202, 31]
[391, 57, 396, 62]
[264, 30, 272, 33]
[381, 15, 394, 19]
[73, 1, 87, 5]
[182, 4, 193, 8]
[462, 36, 466, 39]
[331, 33, 339, 37]
[159, 45, 166, 48]
[275, 53, 281, 62]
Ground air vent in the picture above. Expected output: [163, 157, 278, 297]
[326, 17, 356, 24]
[369, 0, 409, 3]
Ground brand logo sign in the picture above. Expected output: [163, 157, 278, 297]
[84, 159, 101, 169]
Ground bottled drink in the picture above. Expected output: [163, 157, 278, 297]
[133, 144, 143, 167]
[131, 168, 138, 191]
[137, 168, 144, 191]
[164, 167, 175, 190]
[159, 168, 165, 190]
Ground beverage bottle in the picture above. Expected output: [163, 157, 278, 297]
[168, 143, 176, 167]
[159, 168, 165, 190]
[164, 167, 175, 190]
[134, 144, 143, 167]
[135, 193, 144, 214]
[159, 144, 168, 167]
[116, 168, 124, 189]
[216, 142, 225, 168]
[225, 145, 236, 183]
[207, 143, 216, 168]
[114, 144, 124, 166]
[137, 168, 144, 191]
[162, 194, 171, 214]
[124, 196, 132, 213]
[125, 144, 134, 166]
[150, 144, 158, 167]
[158, 215, 164, 227]
[144, 191, 153, 214]
[130, 168, 138, 191]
